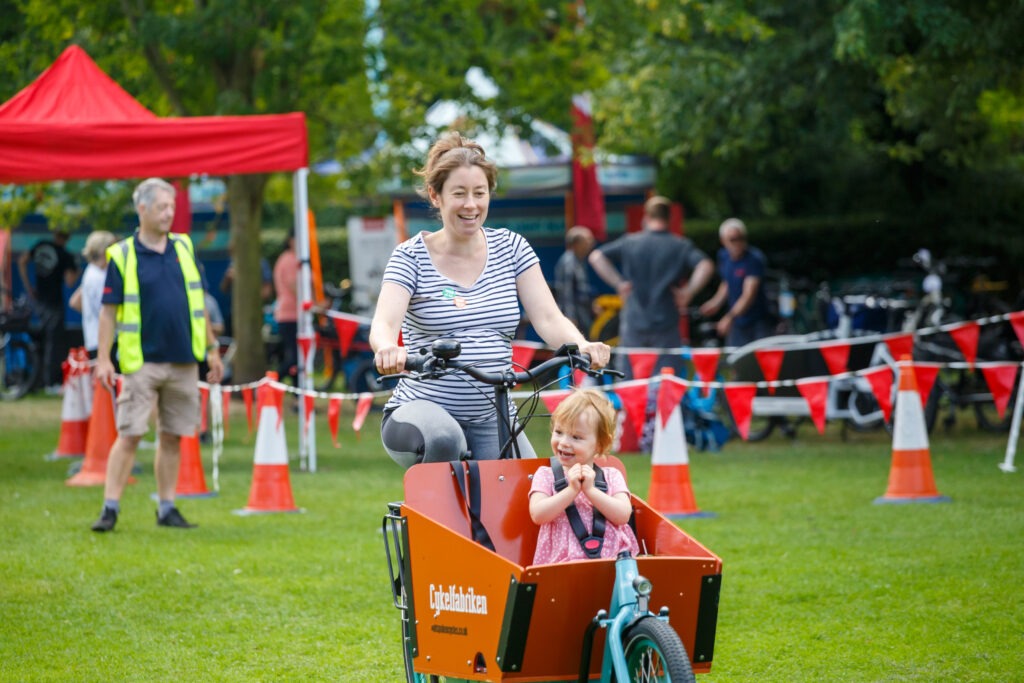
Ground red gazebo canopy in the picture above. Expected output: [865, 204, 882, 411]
[0, 45, 308, 183]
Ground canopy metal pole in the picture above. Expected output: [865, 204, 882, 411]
[293, 168, 317, 472]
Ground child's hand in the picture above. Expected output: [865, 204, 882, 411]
[579, 464, 596, 492]
[565, 463, 585, 493]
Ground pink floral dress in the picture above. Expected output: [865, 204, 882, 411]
[530, 466, 640, 564]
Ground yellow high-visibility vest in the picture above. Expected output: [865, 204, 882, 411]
[106, 233, 206, 374]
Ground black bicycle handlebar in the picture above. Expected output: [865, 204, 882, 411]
[381, 339, 623, 384]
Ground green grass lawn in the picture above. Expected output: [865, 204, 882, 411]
[1, 395, 1023, 681]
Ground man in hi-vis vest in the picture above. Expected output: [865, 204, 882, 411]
[91, 178, 223, 532]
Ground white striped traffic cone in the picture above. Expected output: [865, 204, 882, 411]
[875, 359, 950, 504]
[234, 373, 302, 515]
[648, 399, 714, 518]
[47, 347, 91, 460]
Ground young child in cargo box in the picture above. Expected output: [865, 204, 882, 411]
[529, 389, 639, 564]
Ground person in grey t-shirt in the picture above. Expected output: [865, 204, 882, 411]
[589, 196, 714, 353]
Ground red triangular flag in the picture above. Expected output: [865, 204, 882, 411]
[979, 363, 1019, 420]
[242, 386, 254, 435]
[911, 362, 941, 408]
[221, 388, 232, 437]
[691, 349, 720, 397]
[327, 397, 343, 448]
[861, 366, 894, 423]
[541, 390, 571, 414]
[615, 382, 649, 441]
[297, 335, 314, 366]
[884, 333, 914, 362]
[1009, 311, 1024, 347]
[796, 378, 829, 434]
[628, 351, 659, 381]
[331, 315, 361, 358]
[303, 393, 316, 431]
[573, 369, 588, 387]
[819, 341, 850, 376]
[754, 348, 784, 395]
[199, 385, 210, 434]
[723, 383, 757, 440]
[511, 342, 537, 370]
[948, 321, 980, 369]
[270, 384, 286, 430]
[656, 375, 687, 428]
[352, 393, 374, 435]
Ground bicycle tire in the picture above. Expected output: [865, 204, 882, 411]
[845, 385, 885, 433]
[1, 336, 39, 401]
[617, 616, 695, 683]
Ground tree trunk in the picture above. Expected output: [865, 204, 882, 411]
[227, 173, 270, 384]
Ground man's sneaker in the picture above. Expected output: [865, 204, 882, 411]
[91, 507, 118, 532]
[156, 507, 197, 529]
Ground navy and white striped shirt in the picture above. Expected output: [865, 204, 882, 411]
[383, 228, 539, 422]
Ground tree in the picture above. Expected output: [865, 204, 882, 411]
[1, 0, 376, 382]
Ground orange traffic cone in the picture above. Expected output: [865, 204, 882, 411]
[875, 359, 950, 504]
[234, 373, 302, 515]
[647, 380, 714, 518]
[47, 348, 91, 461]
[175, 432, 215, 497]
[66, 377, 120, 487]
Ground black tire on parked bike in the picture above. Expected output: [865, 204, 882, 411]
[0, 336, 39, 401]
[922, 382, 942, 434]
[617, 616, 695, 683]
[845, 385, 886, 433]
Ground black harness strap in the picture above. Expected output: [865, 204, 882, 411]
[550, 457, 607, 559]
[451, 460, 496, 551]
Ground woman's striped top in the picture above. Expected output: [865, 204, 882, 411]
[382, 227, 539, 423]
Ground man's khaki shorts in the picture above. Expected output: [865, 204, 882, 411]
[116, 363, 200, 437]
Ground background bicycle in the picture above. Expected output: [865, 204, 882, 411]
[0, 291, 40, 401]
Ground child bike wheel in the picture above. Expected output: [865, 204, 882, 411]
[618, 616, 695, 683]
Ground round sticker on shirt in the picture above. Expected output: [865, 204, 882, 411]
[442, 287, 456, 299]
[453, 297, 467, 309]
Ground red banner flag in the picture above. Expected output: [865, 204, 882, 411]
[571, 93, 606, 241]
[541, 390, 571, 414]
[1009, 311, 1024, 347]
[754, 348, 785, 394]
[511, 342, 538, 370]
[352, 393, 374, 435]
[910, 362, 941, 409]
[327, 397, 343, 448]
[615, 383, 649, 442]
[222, 388, 232, 436]
[724, 383, 757, 440]
[796, 378, 829, 434]
[691, 349, 720, 397]
[884, 333, 914, 362]
[242, 387, 254, 435]
[861, 366, 894, 423]
[979, 363, 1019, 420]
[297, 335, 314, 367]
[656, 375, 688, 428]
[819, 341, 850, 376]
[948, 321, 980, 369]
[330, 314, 361, 358]
[303, 393, 316, 431]
[628, 351, 659, 381]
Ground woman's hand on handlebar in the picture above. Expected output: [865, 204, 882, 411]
[578, 341, 611, 370]
[374, 344, 407, 376]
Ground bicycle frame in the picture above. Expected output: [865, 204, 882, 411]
[596, 553, 667, 682]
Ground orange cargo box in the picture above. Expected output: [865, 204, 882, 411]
[387, 457, 722, 682]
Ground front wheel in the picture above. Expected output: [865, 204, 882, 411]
[619, 617, 695, 683]
[1, 335, 39, 401]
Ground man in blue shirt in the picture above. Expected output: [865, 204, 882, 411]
[91, 178, 223, 533]
[700, 218, 774, 348]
